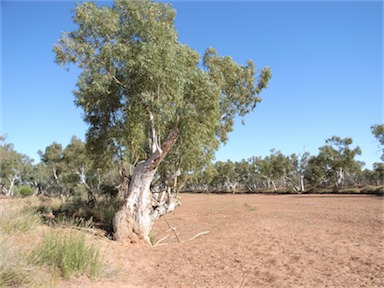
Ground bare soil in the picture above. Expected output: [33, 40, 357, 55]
[59, 193, 384, 288]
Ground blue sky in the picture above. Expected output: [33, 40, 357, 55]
[1, 0, 383, 169]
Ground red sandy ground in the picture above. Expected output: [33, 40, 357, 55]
[59, 193, 384, 288]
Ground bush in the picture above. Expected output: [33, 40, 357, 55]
[17, 186, 34, 197]
[31, 231, 105, 279]
[58, 195, 123, 233]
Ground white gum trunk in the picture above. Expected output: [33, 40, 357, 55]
[113, 117, 180, 245]
[300, 175, 305, 192]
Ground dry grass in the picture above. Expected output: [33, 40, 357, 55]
[0, 197, 114, 287]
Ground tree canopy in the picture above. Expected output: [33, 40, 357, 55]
[371, 124, 384, 161]
[54, 0, 271, 179]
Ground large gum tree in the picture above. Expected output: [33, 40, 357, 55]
[54, 0, 271, 244]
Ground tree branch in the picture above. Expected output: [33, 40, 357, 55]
[149, 111, 161, 154]
[164, 216, 181, 243]
[183, 231, 210, 243]
[152, 234, 169, 247]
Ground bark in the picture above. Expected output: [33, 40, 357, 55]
[300, 175, 305, 192]
[336, 167, 344, 187]
[77, 167, 97, 206]
[118, 168, 130, 198]
[113, 118, 180, 245]
[4, 174, 17, 197]
[271, 180, 277, 191]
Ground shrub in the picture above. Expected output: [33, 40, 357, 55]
[31, 231, 105, 279]
[17, 185, 34, 197]
[58, 195, 123, 233]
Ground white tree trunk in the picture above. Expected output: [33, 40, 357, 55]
[5, 174, 17, 197]
[336, 167, 344, 187]
[271, 180, 277, 191]
[300, 175, 305, 192]
[113, 117, 180, 245]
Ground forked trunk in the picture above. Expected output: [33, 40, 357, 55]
[112, 118, 180, 245]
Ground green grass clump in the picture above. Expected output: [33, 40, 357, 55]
[32, 231, 105, 279]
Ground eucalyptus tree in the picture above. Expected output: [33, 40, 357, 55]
[211, 161, 242, 193]
[186, 163, 218, 193]
[316, 136, 362, 189]
[253, 150, 289, 190]
[54, 0, 271, 244]
[29, 162, 50, 195]
[252, 156, 275, 190]
[371, 124, 384, 161]
[38, 142, 65, 195]
[0, 136, 33, 196]
[62, 136, 97, 202]
[286, 152, 310, 192]
[371, 162, 384, 185]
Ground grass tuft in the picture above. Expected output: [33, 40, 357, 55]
[31, 231, 105, 279]
[0, 239, 36, 288]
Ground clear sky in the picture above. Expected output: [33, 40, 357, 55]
[1, 0, 383, 169]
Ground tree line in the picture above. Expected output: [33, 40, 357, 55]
[189, 134, 383, 193]
[1, 125, 383, 198]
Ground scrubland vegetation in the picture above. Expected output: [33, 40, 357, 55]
[0, 197, 113, 287]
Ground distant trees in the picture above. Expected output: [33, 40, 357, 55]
[34, 137, 120, 199]
[184, 134, 380, 193]
[0, 136, 33, 196]
[1, 126, 382, 199]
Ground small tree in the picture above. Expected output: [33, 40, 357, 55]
[38, 143, 65, 195]
[54, 0, 271, 244]
[286, 152, 310, 192]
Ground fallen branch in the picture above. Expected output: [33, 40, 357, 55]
[153, 234, 170, 247]
[183, 230, 210, 243]
[160, 217, 210, 245]
[164, 216, 181, 243]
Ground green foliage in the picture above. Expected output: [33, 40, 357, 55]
[0, 136, 34, 197]
[31, 231, 105, 279]
[17, 185, 34, 197]
[310, 136, 362, 188]
[371, 124, 384, 161]
[54, 0, 271, 190]
[57, 195, 123, 232]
